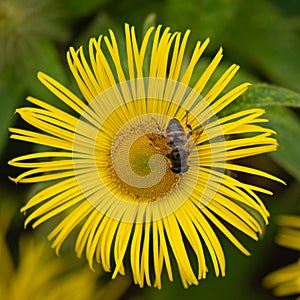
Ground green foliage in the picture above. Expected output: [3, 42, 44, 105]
[222, 84, 300, 181]
[0, 71, 25, 156]
[266, 107, 300, 181]
[229, 84, 300, 109]
[60, 0, 109, 18]
[0, 0, 68, 72]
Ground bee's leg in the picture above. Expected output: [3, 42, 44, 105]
[147, 134, 160, 150]
[185, 110, 203, 143]
[185, 110, 193, 139]
[193, 127, 204, 145]
[151, 118, 166, 138]
[147, 134, 169, 155]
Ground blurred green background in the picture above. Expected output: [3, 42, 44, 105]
[1, 0, 300, 299]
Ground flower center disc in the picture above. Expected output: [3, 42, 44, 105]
[108, 123, 180, 203]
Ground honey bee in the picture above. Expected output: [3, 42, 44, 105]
[148, 112, 203, 174]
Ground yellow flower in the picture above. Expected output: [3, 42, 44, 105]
[9, 24, 284, 289]
[263, 215, 300, 298]
[0, 201, 130, 300]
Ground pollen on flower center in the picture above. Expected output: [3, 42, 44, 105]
[129, 135, 158, 177]
[107, 122, 180, 202]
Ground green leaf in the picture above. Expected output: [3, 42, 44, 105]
[221, 84, 300, 117]
[265, 106, 300, 181]
[238, 84, 300, 108]
[220, 84, 300, 180]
